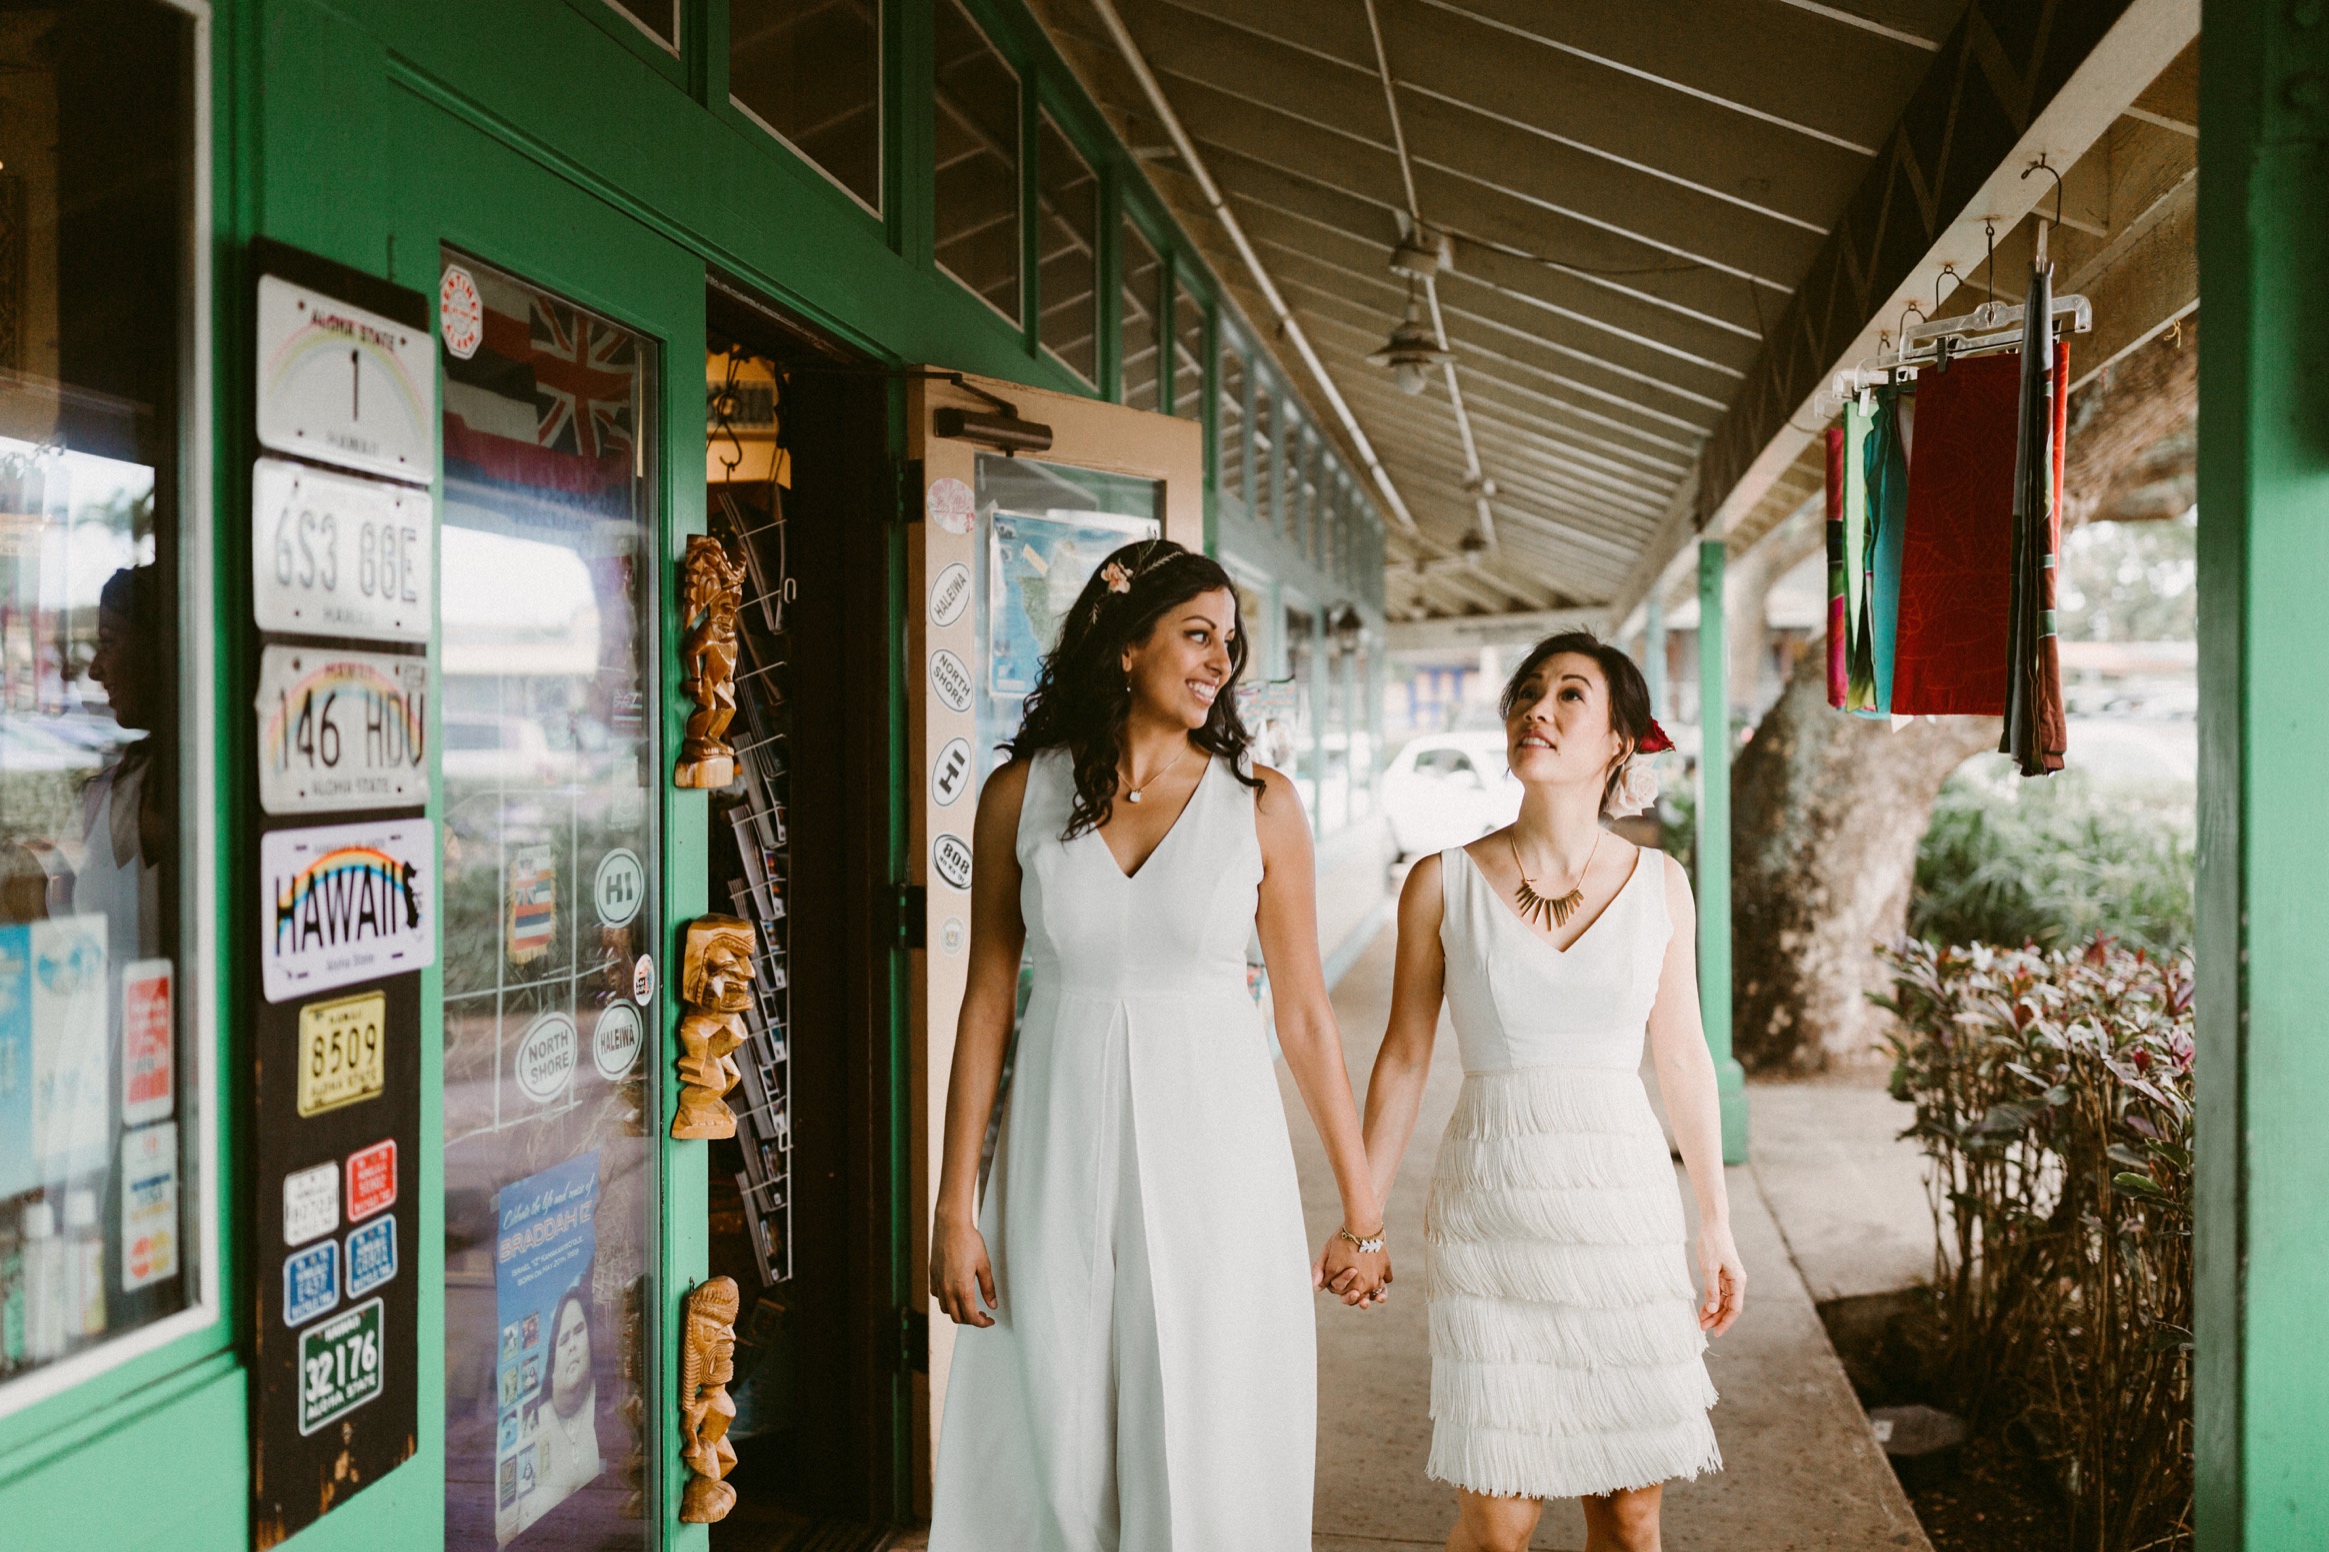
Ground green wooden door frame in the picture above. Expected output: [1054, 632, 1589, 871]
[1695, 541, 1748, 1166]
[2196, 2, 2329, 1543]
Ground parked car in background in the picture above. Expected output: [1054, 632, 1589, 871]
[1379, 732, 1522, 860]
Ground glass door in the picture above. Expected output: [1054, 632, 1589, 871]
[438, 251, 662, 1550]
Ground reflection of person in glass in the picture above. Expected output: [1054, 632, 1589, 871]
[496, 1281, 603, 1544]
[78, 566, 168, 966]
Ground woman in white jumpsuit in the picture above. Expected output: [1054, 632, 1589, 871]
[928, 541, 1389, 1551]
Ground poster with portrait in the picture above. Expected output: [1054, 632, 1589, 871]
[492, 1151, 603, 1545]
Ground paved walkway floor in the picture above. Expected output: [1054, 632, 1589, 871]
[1289, 926, 1931, 1552]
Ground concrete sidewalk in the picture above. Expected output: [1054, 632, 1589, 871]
[1289, 926, 1930, 1551]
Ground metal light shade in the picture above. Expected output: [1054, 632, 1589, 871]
[1368, 307, 1453, 395]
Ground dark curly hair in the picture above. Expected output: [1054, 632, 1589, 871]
[1006, 538, 1263, 839]
[1499, 630, 1656, 819]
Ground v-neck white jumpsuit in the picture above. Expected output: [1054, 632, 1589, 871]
[930, 748, 1314, 1551]
[1423, 845, 1720, 1500]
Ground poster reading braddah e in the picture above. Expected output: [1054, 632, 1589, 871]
[985, 509, 1160, 697]
[494, 1151, 605, 1545]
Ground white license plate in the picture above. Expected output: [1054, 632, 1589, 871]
[250, 458, 433, 642]
[255, 645, 430, 814]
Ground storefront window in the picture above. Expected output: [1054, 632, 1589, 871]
[730, 0, 882, 213]
[1348, 636, 1375, 821]
[1285, 605, 1318, 826]
[0, 0, 201, 1409]
[933, 0, 1019, 324]
[1251, 382, 1272, 529]
[438, 253, 660, 1547]
[1119, 219, 1160, 412]
[1171, 278, 1203, 419]
[1217, 340, 1245, 505]
[605, 0, 678, 51]
[1036, 114, 1097, 387]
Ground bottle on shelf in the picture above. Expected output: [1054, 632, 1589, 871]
[64, 1188, 104, 1340]
[22, 1198, 65, 1363]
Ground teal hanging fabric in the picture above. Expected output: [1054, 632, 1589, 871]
[1853, 382, 1911, 718]
[1842, 398, 1878, 712]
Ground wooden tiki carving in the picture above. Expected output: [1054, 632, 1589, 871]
[672, 914, 754, 1140]
[677, 1276, 742, 1524]
[674, 534, 746, 788]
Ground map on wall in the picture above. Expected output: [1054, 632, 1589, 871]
[986, 508, 1160, 697]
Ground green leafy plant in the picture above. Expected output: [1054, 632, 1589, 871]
[1877, 936, 2193, 1551]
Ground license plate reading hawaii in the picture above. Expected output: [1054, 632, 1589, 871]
[255, 645, 429, 815]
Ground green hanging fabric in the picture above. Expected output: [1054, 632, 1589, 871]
[1842, 397, 1878, 712]
[1866, 381, 1911, 719]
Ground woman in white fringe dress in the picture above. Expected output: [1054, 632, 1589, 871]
[927, 541, 1391, 1552]
[1358, 631, 1746, 1552]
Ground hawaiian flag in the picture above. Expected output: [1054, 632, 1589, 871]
[443, 263, 639, 513]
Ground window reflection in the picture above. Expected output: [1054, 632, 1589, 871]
[730, 0, 881, 213]
[933, 0, 1019, 323]
[1120, 220, 1159, 411]
[1036, 114, 1097, 386]
[1172, 278, 1203, 419]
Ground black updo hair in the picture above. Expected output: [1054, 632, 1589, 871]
[1498, 630, 1657, 819]
[1005, 539, 1264, 839]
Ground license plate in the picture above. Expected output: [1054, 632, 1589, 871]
[296, 991, 386, 1117]
[250, 458, 433, 641]
[255, 645, 429, 815]
[297, 1296, 384, 1436]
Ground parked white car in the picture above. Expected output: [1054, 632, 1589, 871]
[1380, 732, 1523, 859]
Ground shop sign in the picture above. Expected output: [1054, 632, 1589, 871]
[929, 562, 971, 627]
[926, 476, 975, 534]
[514, 1012, 578, 1104]
[283, 1160, 340, 1247]
[120, 1121, 179, 1292]
[297, 990, 386, 1118]
[283, 1240, 340, 1326]
[260, 820, 437, 1002]
[256, 646, 429, 815]
[345, 1216, 397, 1298]
[932, 832, 973, 892]
[592, 848, 645, 927]
[256, 274, 436, 486]
[592, 1002, 643, 1081]
[250, 459, 433, 642]
[929, 647, 974, 712]
[120, 958, 174, 1125]
[345, 1138, 397, 1222]
[296, 1297, 385, 1436]
[439, 264, 484, 359]
[932, 737, 972, 806]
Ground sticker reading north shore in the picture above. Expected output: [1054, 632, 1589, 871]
[514, 1012, 578, 1104]
[260, 820, 436, 1002]
[296, 990, 386, 1117]
[929, 648, 974, 713]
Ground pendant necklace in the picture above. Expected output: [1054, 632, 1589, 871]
[1123, 741, 1192, 804]
[1509, 829, 1602, 931]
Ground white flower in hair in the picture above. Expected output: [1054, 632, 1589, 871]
[1610, 757, 1660, 817]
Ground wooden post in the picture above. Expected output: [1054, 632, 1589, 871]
[1696, 540, 1749, 1163]
[2197, 2, 2329, 1540]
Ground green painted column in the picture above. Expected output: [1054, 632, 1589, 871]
[2197, 3, 2329, 1543]
[1695, 540, 1749, 1163]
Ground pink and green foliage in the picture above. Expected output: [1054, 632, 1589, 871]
[1876, 935, 2193, 1551]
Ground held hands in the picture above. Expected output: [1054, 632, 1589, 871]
[1313, 1226, 1393, 1309]
[1696, 1219, 1747, 1337]
[931, 1215, 999, 1329]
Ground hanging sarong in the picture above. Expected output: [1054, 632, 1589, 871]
[1889, 354, 2021, 714]
[1825, 425, 1847, 707]
[2003, 265, 2069, 775]
[1843, 398, 1877, 712]
[1854, 383, 1912, 718]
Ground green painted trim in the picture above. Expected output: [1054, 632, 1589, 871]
[1695, 541, 1747, 1165]
[2, 1358, 248, 1551]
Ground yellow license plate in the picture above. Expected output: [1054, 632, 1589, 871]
[297, 991, 386, 1117]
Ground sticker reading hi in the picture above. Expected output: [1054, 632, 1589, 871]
[284, 1161, 340, 1247]
[932, 738, 972, 807]
[592, 849, 645, 928]
[296, 990, 386, 1117]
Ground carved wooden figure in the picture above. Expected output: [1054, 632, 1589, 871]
[677, 1276, 742, 1524]
[674, 534, 747, 788]
[672, 914, 754, 1140]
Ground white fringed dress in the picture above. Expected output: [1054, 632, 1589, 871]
[1424, 844, 1721, 1500]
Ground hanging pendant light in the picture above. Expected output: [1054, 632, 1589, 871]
[1368, 280, 1454, 395]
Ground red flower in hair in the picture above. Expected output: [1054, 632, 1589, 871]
[1637, 718, 1675, 754]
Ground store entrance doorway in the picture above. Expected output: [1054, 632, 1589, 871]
[699, 280, 906, 1549]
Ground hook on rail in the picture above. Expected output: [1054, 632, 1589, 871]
[2021, 154, 2066, 229]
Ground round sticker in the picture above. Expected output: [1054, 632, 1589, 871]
[593, 848, 646, 928]
[932, 832, 974, 892]
[632, 953, 657, 1004]
[927, 476, 975, 535]
[439, 264, 483, 360]
[592, 1002, 644, 1081]
[515, 1011, 578, 1103]
[929, 648, 974, 714]
[932, 737, 973, 807]
[929, 562, 972, 628]
[940, 917, 967, 956]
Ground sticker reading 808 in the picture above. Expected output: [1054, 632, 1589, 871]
[298, 1296, 385, 1436]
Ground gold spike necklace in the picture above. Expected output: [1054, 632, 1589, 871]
[1509, 829, 1602, 932]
